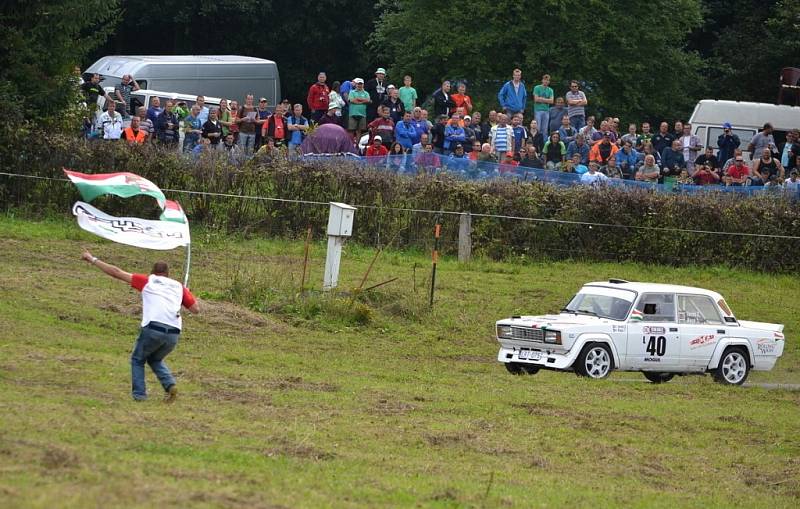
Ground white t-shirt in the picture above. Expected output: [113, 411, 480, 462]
[581, 171, 608, 185]
[131, 274, 195, 330]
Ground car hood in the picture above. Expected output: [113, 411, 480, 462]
[497, 313, 612, 329]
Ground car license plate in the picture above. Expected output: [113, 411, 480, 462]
[518, 350, 542, 361]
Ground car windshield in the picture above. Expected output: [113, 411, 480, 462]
[563, 291, 633, 321]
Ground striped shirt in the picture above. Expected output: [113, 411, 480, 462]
[494, 126, 509, 152]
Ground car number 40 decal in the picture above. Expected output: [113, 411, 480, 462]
[644, 335, 667, 356]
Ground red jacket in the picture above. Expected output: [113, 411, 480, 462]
[307, 82, 330, 111]
[366, 144, 388, 157]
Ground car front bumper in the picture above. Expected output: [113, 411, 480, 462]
[497, 345, 579, 371]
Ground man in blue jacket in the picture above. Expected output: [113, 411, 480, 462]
[497, 68, 527, 116]
[395, 110, 417, 151]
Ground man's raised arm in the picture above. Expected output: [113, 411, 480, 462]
[81, 250, 132, 284]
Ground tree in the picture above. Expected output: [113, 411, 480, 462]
[370, 0, 707, 122]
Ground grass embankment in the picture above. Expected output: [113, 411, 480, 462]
[0, 216, 798, 508]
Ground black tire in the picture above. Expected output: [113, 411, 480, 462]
[712, 347, 750, 386]
[505, 363, 540, 375]
[643, 372, 675, 384]
[574, 343, 613, 379]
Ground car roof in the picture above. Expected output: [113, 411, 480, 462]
[584, 281, 724, 300]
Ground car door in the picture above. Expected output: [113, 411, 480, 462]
[626, 293, 680, 369]
[678, 294, 726, 370]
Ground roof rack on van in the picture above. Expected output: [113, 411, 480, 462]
[608, 279, 630, 284]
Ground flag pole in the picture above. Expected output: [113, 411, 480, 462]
[183, 242, 192, 287]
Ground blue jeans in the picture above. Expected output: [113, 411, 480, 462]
[131, 323, 179, 400]
[570, 114, 585, 132]
[238, 133, 256, 154]
[535, 111, 550, 136]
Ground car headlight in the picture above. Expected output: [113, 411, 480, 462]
[544, 330, 561, 344]
[497, 325, 513, 339]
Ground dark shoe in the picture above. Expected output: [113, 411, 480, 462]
[164, 385, 178, 404]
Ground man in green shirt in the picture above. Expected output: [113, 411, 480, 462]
[399, 75, 418, 111]
[348, 78, 371, 141]
[533, 74, 554, 138]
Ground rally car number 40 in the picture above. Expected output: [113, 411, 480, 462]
[495, 280, 785, 385]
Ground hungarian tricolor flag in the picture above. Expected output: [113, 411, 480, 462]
[630, 309, 644, 321]
[63, 169, 166, 208]
[160, 200, 187, 223]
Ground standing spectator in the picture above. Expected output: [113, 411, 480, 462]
[224, 100, 240, 144]
[679, 123, 703, 174]
[580, 116, 598, 146]
[262, 104, 288, 147]
[497, 68, 527, 116]
[661, 140, 687, 181]
[716, 122, 740, 164]
[365, 68, 388, 121]
[444, 114, 466, 155]
[237, 95, 258, 154]
[565, 80, 588, 131]
[253, 97, 271, 150]
[558, 116, 577, 145]
[548, 97, 567, 136]
[307, 72, 330, 123]
[527, 119, 545, 153]
[510, 113, 527, 154]
[136, 106, 153, 141]
[620, 123, 640, 148]
[319, 104, 341, 126]
[581, 162, 609, 185]
[450, 82, 473, 115]
[726, 154, 750, 185]
[470, 112, 484, 144]
[651, 122, 675, 155]
[635, 154, 661, 182]
[567, 134, 590, 164]
[462, 115, 477, 152]
[672, 120, 683, 138]
[195, 96, 209, 124]
[382, 85, 405, 123]
[748, 123, 777, 157]
[201, 108, 223, 147]
[542, 132, 566, 170]
[489, 114, 514, 159]
[430, 114, 449, 154]
[217, 99, 231, 138]
[328, 82, 346, 121]
[395, 110, 416, 151]
[348, 78, 370, 141]
[122, 117, 146, 145]
[146, 97, 163, 126]
[432, 80, 455, 117]
[97, 100, 123, 140]
[114, 74, 139, 119]
[616, 140, 640, 179]
[365, 136, 388, 157]
[287, 104, 309, 157]
[410, 107, 429, 141]
[368, 106, 395, 147]
[589, 132, 619, 166]
[639, 122, 653, 149]
[399, 75, 418, 111]
[752, 147, 784, 182]
[532, 74, 554, 139]
[638, 141, 662, 168]
[780, 129, 799, 168]
[182, 105, 203, 153]
[155, 100, 180, 146]
[81, 73, 108, 114]
[604, 156, 623, 179]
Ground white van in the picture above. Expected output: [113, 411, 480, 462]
[688, 100, 800, 160]
[85, 55, 280, 106]
[100, 88, 222, 116]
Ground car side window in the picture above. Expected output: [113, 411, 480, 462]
[634, 293, 675, 322]
[678, 295, 723, 325]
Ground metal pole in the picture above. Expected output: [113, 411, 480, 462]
[183, 242, 192, 287]
[301, 226, 312, 293]
[429, 222, 440, 307]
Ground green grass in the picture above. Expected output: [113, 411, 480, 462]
[0, 215, 798, 508]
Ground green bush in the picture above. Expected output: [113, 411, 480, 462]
[2, 134, 799, 271]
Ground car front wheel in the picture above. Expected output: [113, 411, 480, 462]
[643, 372, 675, 384]
[713, 348, 750, 386]
[505, 363, 540, 375]
[575, 343, 613, 379]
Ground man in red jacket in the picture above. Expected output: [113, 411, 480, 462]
[307, 72, 330, 124]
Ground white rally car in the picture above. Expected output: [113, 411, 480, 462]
[496, 280, 785, 385]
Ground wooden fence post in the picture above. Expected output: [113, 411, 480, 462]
[458, 212, 472, 263]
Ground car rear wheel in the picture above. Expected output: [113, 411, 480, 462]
[505, 363, 540, 375]
[643, 372, 675, 384]
[713, 347, 750, 386]
[575, 343, 613, 379]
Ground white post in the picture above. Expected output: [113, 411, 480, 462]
[323, 202, 356, 291]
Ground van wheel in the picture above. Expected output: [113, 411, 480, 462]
[505, 363, 540, 375]
[643, 372, 675, 384]
[575, 343, 613, 379]
[713, 348, 750, 386]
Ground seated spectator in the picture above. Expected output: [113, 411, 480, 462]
[677, 169, 694, 185]
[318, 104, 341, 126]
[469, 141, 482, 161]
[430, 114, 449, 154]
[192, 136, 212, 158]
[635, 154, 660, 182]
[726, 154, 750, 186]
[519, 146, 544, 169]
[589, 132, 619, 166]
[567, 134, 590, 165]
[444, 114, 467, 155]
[592, 120, 617, 145]
[616, 140, 639, 179]
[620, 123, 640, 148]
[581, 162, 609, 186]
[542, 132, 566, 170]
[558, 116, 577, 145]
[446, 144, 471, 172]
[411, 107, 430, 142]
[638, 141, 662, 168]
[97, 101, 123, 140]
[784, 170, 800, 192]
[569, 153, 588, 174]
[415, 143, 441, 168]
[411, 132, 430, 157]
[387, 142, 407, 172]
[221, 133, 242, 161]
[692, 163, 720, 185]
[499, 152, 519, 175]
[603, 156, 624, 179]
[395, 110, 416, 151]
[661, 140, 687, 178]
[721, 148, 744, 175]
[477, 143, 497, 163]
[366, 135, 389, 157]
[580, 116, 598, 146]
[694, 147, 718, 175]
[751, 147, 785, 183]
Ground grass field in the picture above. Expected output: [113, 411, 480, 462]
[0, 215, 798, 508]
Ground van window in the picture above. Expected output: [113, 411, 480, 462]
[135, 80, 147, 89]
[707, 127, 756, 150]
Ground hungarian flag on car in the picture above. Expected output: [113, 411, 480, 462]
[630, 309, 644, 321]
[63, 169, 166, 208]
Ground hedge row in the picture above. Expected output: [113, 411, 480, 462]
[2, 135, 799, 271]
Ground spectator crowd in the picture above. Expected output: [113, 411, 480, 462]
[81, 67, 800, 190]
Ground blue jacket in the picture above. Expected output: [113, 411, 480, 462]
[446, 154, 471, 172]
[497, 80, 527, 113]
[616, 148, 640, 169]
[444, 125, 466, 150]
[395, 120, 416, 149]
[566, 141, 589, 164]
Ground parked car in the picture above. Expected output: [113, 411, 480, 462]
[495, 279, 785, 385]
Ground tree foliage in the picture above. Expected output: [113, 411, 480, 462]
[370, 0, 707, 122]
